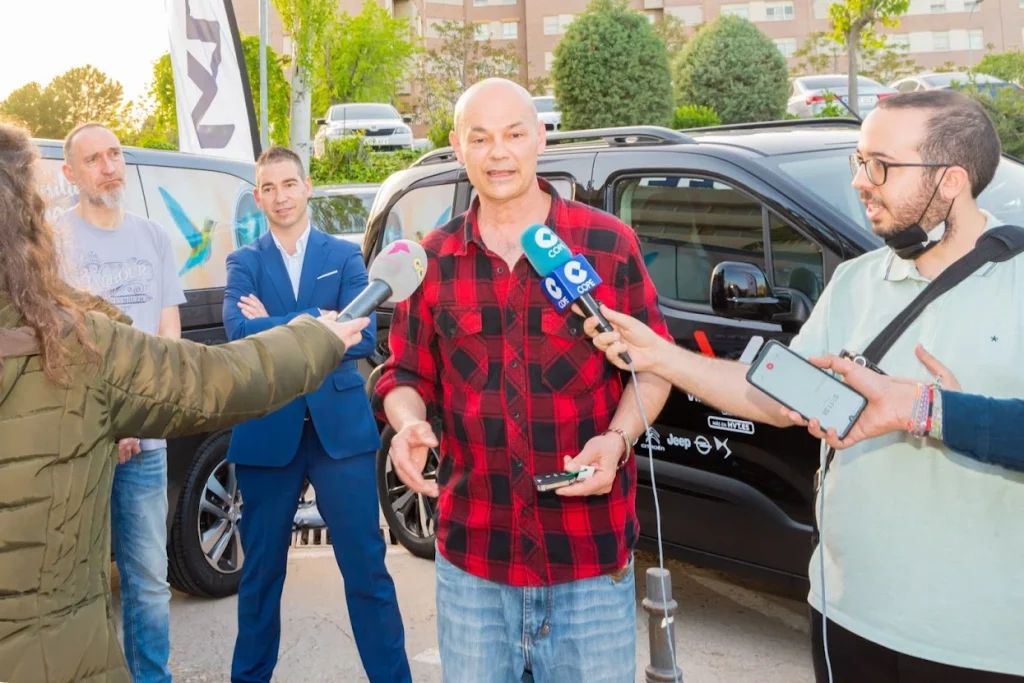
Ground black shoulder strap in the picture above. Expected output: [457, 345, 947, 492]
[861, 225, 1024, 366]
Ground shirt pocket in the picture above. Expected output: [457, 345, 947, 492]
[435, 306, 488, 393]
[539, 309, 604, 396]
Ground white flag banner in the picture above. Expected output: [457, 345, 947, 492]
[165, 0, 259, 161]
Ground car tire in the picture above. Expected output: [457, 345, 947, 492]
[375, 424, 439, 561]
[167, 431, 244, 598]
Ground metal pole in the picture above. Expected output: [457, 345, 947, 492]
[258, 0, 270, 150]
[967, 0, 984, 69]
[644, 567, 683, 682]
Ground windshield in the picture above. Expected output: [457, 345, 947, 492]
[309, 191, 377, 235]
[331, 104, 398, 121]
[800, 76, 877, 90]
[770, 148, 1024, 234]
[924, 72, 1001, 87]
[534, 97, 558, 113]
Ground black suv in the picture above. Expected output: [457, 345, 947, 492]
[361, 119, 1024, 591]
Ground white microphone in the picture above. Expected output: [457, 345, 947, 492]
[338, 240, 428, 321]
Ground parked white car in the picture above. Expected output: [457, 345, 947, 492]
[314, 103, 414, 156]
[533, 96, 561, 131]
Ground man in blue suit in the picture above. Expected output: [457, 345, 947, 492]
[222, 146, 411, 683]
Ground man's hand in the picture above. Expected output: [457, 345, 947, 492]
[117, 438, 141, 465]
[574, 303, 667, 373]
[238, 294, 269, 320]
[783, 344, 959, 450]
[321, 317, 370, 350]
[389, 420, 440, 498]
[556, 432, 624, 497]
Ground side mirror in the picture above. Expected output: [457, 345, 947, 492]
[316, 117, 327, 126]
[710, 261, 780, 320]
[402, 115, 413, 124]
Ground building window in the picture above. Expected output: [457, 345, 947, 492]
[502, 21, 518, 39]
[964, 0, 980, 10]
[646, 10, 657, 22]
[886, 34, 910, 51]
[930, 0, 946, 12]
[559, 14, 574, 32]
[765, 2, 794, 20]
[969, 29, 984, 50]
[475, 23, 490, 40]
[774, 38, 797, 58]
[474, 0, 487, 6]
[502, 0, 516, 4]
[721, 4, 749, 18]
[932, 32, 950, 51]
[545, 51, 555, 71]
[543, 15, 559, 34]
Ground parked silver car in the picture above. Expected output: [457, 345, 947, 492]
[891, 71, 1023, 98]
[787, 75, 897, 118]
[313, 103, 414, 156]
[533, 95, 562, 131]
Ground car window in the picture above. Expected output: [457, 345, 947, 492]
[381, 183, 457, 248]
[136, 165, 264, 290]
[310, 191, 376, 236]
[614, 175, 767, 304]
[770, 213, 824, 302]
[896, 80, 918, 93]
[332, 104, 399, 120]
[770, 148, 1024, 235]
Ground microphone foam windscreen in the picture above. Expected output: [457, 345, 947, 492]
[368, 239, 429, 302]
[521, 223, 572, 277]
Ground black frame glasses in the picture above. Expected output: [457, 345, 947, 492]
[849, 154, 951, 186]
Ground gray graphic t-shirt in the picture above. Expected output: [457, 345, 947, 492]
[61, 210, 187, 451]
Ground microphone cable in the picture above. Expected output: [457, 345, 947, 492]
[626, 361, 682, 683]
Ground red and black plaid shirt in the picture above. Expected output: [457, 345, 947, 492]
[372, 178, 670, 586]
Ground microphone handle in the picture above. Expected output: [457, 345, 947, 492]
[577, 293, 632, 366]
[338, 279, 393, 322]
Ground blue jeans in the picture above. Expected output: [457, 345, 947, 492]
[435, 549, 637, 683]
[111, 447, 172, 683]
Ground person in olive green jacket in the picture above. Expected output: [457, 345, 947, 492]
[0, 122, 371, 682]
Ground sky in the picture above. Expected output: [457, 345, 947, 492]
[0, 0, 171, 102]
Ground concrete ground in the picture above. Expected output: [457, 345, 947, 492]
[114, 545, 815, 683]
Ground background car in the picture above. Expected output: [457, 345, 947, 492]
[787, 75, 897, 118]
[313, 103, 414, 157]
[358, 120, 1024, 592]
[310, 183, 381, 245]
[891, 71, 1023, 98]
[533, 95, 562, 131]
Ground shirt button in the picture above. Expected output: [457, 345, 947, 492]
[510, 360, 518, 368]
[497, 267, 505, 274]
[540, 624, 550, 636]
[512, 411, 521, 419]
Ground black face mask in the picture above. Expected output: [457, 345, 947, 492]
[883, 169, 952, 261]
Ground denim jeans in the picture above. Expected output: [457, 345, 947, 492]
[434, 549, 637, 683]
[111, 447, 172, 683]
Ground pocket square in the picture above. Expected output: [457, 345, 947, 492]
[317, 270, 339, 280]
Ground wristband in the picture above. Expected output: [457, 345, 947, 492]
[603, 428, 634, 468]
[928, 389, 944, 441]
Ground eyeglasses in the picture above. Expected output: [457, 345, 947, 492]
[849, 154, 951, 186]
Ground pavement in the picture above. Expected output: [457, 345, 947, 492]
[114, 543, 815, 683]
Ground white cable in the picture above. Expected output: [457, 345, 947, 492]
[628, 362, 682, 683]
[819, 463, 834, 683]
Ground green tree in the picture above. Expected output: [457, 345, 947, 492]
[961, 86, 1024, 158]
[828, 0, 910, 115]
[976, 50, 1024, 84]
[652, 14, 690, 61]
[552, 0, 674, 130]
[0, 82, 60, 137]
[417, 20, 524, 143]
[273, 0, 336, 170]
[673, 15, 789, 124]
[792, 32, 844, 76]
[860, 39, 918, 85]
[150, 36, 291, 148]
[314, 0, 418, 115]
[0, 66, 124, 139]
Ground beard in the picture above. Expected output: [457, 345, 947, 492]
[860, 175, 954, 241]
[85, 184, 125, 210]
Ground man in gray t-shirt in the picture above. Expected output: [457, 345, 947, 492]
[59, 123, 185, 683]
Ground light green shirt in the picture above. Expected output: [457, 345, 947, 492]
[790, 211, 1024, 675]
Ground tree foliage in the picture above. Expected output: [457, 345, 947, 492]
[272, 0, 335, 77]
[652, 14, 690, 61]
[309, 134, 420, 184]
[150, 36, 291, 147]
[673, 15, 789, 124]
[828, 0, 909, 113]
[0, 66, 123, 139]
[961, 86, 1024, 158]
[792, 32, 844, 76]
[860, 39, 918, 84]
[552, 0, 674, 130]
[417, 20, 523, 142]
[976, 50, 1024, 84]
[672, 104, 720, 129]
[314, 0, 418, 115]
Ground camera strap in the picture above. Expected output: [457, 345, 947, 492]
[819, 224, 1024, 478]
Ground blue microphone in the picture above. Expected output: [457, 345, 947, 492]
[521, 224, 632, 365]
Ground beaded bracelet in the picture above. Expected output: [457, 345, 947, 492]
[928, 389, 944, 441]
[908, 383, 934, 437]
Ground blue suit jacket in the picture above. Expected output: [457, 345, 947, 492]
[222, 228, 382, 467]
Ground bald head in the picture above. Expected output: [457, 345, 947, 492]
[453, 78, 538, 140]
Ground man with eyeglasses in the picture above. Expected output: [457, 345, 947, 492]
[573, 89, 1024, 682]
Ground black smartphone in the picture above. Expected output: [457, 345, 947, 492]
[746, 340, 868, 440]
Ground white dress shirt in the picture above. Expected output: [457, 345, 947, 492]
[270, 223, 312, 300]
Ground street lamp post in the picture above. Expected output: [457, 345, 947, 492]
[259, 0, 269, 152]
[967, 0, 985, 69]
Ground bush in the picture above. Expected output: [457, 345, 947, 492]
[961, 86, 1024, 159]
[673, 15, 789, 124]
[427, 119, 452, 150]
[551, 0, 674, 130]
[310, 134, 421, 184]
[671, 104, 721, 129]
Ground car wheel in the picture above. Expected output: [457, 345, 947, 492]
[168, 431, 244, 598]
[375, 424, 439, 560]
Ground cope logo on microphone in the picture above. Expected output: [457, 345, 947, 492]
[540, 255, 602, 311]
[533, 226, 566, 260]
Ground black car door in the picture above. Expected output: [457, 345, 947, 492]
[593, 149, 836, 579]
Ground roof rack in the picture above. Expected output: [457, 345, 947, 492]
[680, 117, 861, 134]
[412, 125, 694, 167]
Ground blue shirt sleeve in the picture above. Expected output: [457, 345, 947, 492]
[940, 389, 1024, 472]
